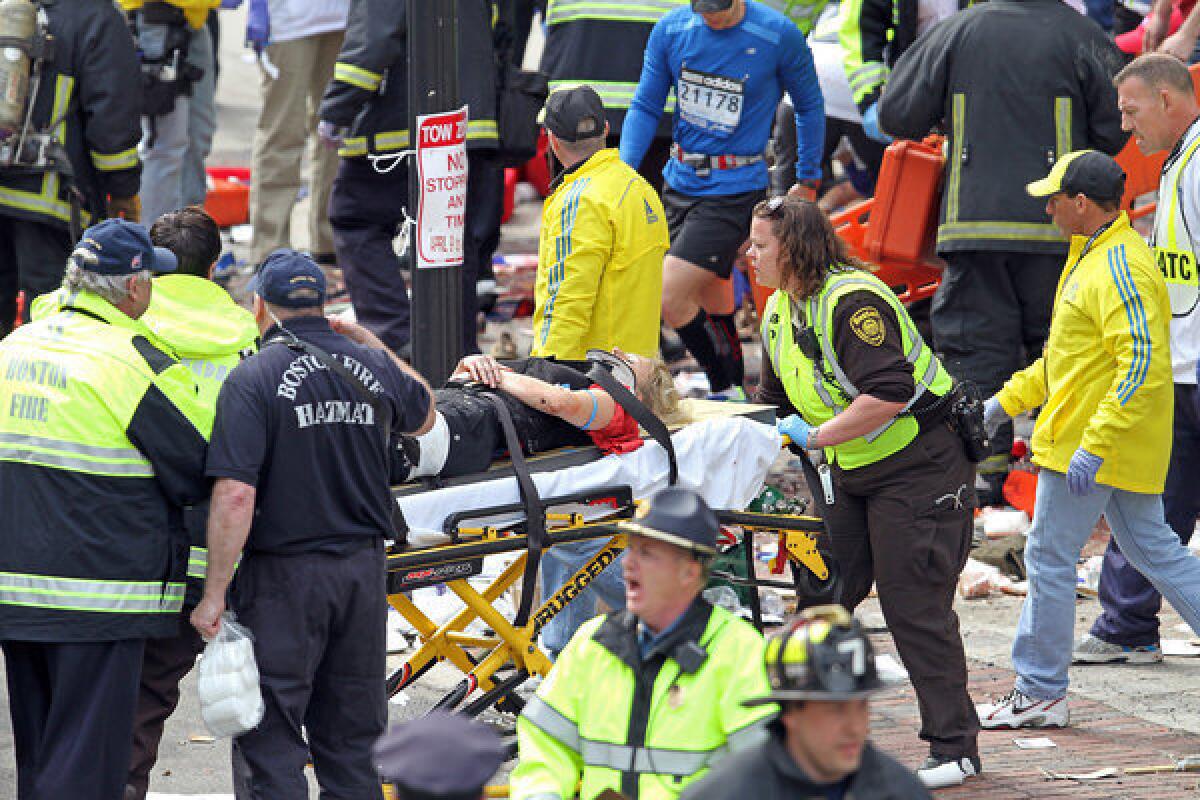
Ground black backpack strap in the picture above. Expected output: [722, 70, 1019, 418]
[480, 391, 546, 628]
[585, 365, 678, 486]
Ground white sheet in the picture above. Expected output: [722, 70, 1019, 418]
[399, 416, 782, 548]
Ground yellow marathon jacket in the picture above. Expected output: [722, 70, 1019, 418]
[997, 212, 1173, 494]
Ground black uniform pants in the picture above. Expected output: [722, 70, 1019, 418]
[932, 250, 1063, 456]
[126, 608, 206, 799]
[464, 152, 505, 354]
[2, 638, 144, 800]
[230, 540, 387, 800]
[0, 215, 73, 335]
[329, 157, 412, 353]
[805, 424, 980, 759]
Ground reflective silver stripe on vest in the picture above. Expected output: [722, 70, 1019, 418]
[579, 739, 723, 776]
[0, 432, 154, 477]
[522, 696, 582, 751]
[522, 795, 563, 800]
[0, 572, 185, 613]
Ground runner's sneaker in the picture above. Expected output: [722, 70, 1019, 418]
[976, 688, 1069, 729]
[1072, 633, 1164, 664]
[917, 754, 981, 789]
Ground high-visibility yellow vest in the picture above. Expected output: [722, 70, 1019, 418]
[1152, 121, 1200, 318]
[761, 268, 953, 469]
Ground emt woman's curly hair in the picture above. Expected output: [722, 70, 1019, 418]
[751, 197, 869, 300]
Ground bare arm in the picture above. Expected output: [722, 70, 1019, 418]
[1144, 0, 1173, 52]
[190, 478, 256, 638]
[497, 371, 617, 430]
[1160, 2, 1200, 60]
[811, 395, 906, 448]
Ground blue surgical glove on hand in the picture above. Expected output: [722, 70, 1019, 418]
[983, 396, 1010, 439]
[1066, 448, 1103, 496]
[862, 103, 894, 144]
[777, 414, 816, 449]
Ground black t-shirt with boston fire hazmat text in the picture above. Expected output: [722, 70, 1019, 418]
[206, 317, 431, 555]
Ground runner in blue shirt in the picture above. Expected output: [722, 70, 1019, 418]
[621, 0, 824, 399]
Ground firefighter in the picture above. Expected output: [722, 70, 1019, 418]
[0, 0, 143, 335]
[0, 218, 209, 798]
[751, 197, 980, 789]
[510, 486, 777, 800]
[682, 606, 932, 800]
[317, 0, 509, 356]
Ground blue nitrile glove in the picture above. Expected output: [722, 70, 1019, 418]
[862, 103, 894, 144]
[246, 0, 269, 51]
[220, 0, 243, 9]
[777, 414, 816, 449]
[1066, 448, 1103, 496]
[983, 396, 1010, 439]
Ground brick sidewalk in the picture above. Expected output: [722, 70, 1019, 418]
[868, 637, 1200, 797]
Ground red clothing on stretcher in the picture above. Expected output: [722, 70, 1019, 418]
[585, 386, 644, 455]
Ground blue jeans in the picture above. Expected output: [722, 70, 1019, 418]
[1013, 470, 1200, 700]
[538, 539, 626, 657]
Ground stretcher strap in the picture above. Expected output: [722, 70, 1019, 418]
[482, 392, 545, 627]
[585, 366, 678, 486]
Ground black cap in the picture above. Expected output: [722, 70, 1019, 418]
[249, 248, 327, 308]
[1026, 150, 1127, 205]
[540, 86, 606, 142]
[692, 0, 735, 11]
[619, 486, 719, 556]
[373, 712, 505, 797]
[70, 218, 177, 276]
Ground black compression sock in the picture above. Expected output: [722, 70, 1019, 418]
[711, 313, 744, 389]
[676, 309, 731, 393]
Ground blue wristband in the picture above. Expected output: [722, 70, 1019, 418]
[578, 391, 599, 430]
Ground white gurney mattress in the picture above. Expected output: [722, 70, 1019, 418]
[399, 416, 782, 548]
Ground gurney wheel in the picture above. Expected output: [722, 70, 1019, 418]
[790, 556, 839, 601]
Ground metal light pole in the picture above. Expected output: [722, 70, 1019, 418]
[407, 0, 461, 385]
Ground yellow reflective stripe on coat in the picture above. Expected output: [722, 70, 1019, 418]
[338, 130, 411, 158]
[1054, 97, 1071, 159]
[0, 75, 83, 225]
[0, 572, 185, 613]
[188, 546, 207, 579]
[90, 147, 139, 172]
[549, 79, 677, 114]
[334, 62, 383, 92]
[468, 119, 499, 141]
[937, 220, 1065, 244]
[545, 0, 682, 25]
[946, 93, 965, 224]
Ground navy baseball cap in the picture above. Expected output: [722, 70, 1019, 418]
[70, 218, 177, 275]
[373, 712, 505, 794]
[692, 0, 734, 11]
[539, 85, 606, 142]
[249, 248, 327, 308]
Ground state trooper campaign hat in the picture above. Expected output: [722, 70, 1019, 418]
[619, 486, 720, 556]
[539, 85, 606, 142]
[745, 605, 886, 706]
[1026, 150, 1126, 206]
[70, 218, 177, 276]
[249, 248, 327, 308]
[373, 711, 505, 799]
[692, 0, 735, 11]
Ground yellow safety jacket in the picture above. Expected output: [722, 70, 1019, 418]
[761, 268, 953, 469]
[512, 599, 775, 800]
[996, 213, 1173, 494]
[0, 289, 209, 641]
[531, 149, 669, 360]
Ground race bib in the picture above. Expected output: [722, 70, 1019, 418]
[677, 67, 745, 135]
[1155, 246, 1200, 317]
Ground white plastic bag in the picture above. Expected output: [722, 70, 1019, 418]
[197, 612, 264, 738]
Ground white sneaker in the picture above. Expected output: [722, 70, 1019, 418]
[1073, 633, 1164, 664]
[917, 755, 981, 789]
[977, 688, 1069, 729]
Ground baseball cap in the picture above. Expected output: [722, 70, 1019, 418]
[69, 218, 177, 276]
[539, 86, 606, 142]
[1026, 150, 1126, 205]
[249, 248, 327, 308]
[373, 712, 505, 795]
[692, 0, 734, 10]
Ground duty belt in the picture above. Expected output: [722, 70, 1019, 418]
[671, 144, 764, 176]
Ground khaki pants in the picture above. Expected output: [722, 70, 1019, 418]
[249, 31, 343, 264]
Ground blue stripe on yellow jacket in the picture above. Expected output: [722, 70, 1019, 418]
[996, 213, 1173, 494]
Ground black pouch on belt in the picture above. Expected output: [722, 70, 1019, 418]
[948, 380, 991, 463]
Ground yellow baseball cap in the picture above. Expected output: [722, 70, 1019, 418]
[1026, 150, 1126, 203]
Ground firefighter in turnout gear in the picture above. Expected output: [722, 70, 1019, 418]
[0, 0, 143, 335]
[511, 486, 776, 800]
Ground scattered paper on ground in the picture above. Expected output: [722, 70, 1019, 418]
[1040, 767, 1118, 781]
[1163, 639, 1200, 657]
[1014, 737, 1057, 749]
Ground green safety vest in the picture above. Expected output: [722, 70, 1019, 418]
[761, 268, 953, 469]
[0, 289, 206, 637]
[1152, 123, 1200, 318]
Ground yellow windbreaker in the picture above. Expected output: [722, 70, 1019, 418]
[996, 213, 1172, 493]
[531, 149, 669, 360]
[118, 0, 219, 31]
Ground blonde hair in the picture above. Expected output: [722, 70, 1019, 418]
[640, 359, 688, 426]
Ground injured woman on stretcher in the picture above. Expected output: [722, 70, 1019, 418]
[390, 348, 684, 482]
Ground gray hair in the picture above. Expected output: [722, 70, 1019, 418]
[63, 261, 151, 306]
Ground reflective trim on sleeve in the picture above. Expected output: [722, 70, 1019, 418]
[467, 119, 499, 141]
[334, 62, 383, 92]
[522, 695, 582, 751]
[545, 0, 683, 25]
[0, 75, 84, 225]
[337, 130, 411, 158]
[187, 546, 207, 579]
[90, 147, 139, 172]
[0, 572, 185, 614]
[549, 79, 676, 114]
[1054, 97, 1071, 160]
[936, 220, 1064, 243]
